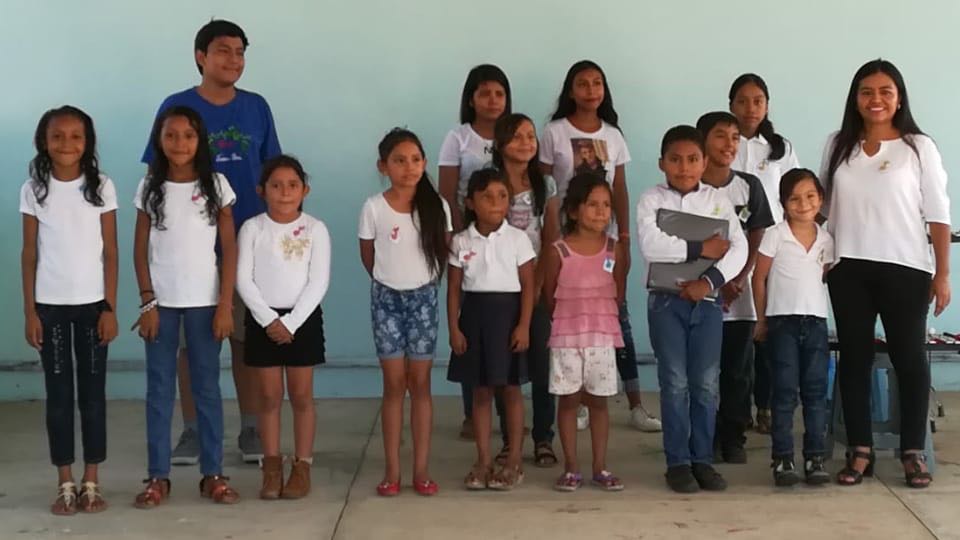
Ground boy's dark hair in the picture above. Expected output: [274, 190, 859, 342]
[459, 64, 512, 124]
[779, 168, 825, 209]
[561, 173, 612, 235]
[695, 111, 739, 139]
[660, 125, 704, 157]
[463, 168, 509, 226]
[194, 19, 249, 75]
[30, 105, 104, 207]
[728, 73, 787, 161]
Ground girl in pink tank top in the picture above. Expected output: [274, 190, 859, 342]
[543, 173, 625, 492]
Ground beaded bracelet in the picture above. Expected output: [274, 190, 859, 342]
[139, 298, 158, 314]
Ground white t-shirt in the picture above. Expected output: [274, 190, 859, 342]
[438, 123, 494, 211]
[449, 222, 536, 292]
[358, 193, 453, 290]
[236, 213, 331, 334]
[19, 175, 118, 305]
[820, 133, 950, 274]
[758, 221, 834, 318]
[134, 173, 237, 307]
[732, 134, 800, 223]
[507, 175, 558, 255]
[539, 118, 631, 200]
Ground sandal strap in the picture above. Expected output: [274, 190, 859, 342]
[57, 482, 78, 502]
[557, 472, 582, 486]
[78, 481, 101, 499]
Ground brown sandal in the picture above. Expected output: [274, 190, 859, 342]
[78, 481, 108, 513]
[51, 481, 78, 516]
[200, 475, 240, 504]
[464, 463, 491, 490]
[488, 464, 524, 491]
[133, 478, 170, 509]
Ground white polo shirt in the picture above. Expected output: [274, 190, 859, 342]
[636, 182, 748, 291]
[437, 123, 493, 211]
[358, 192, 453, 291]
[732, 134, 800, 223]
[449, 221, 536, 292]
[758, 221, 834, 318]
[820, 133, 950, 274]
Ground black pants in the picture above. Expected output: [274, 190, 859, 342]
[753, 340, 771, 410]
[497, 301, 555, 445]
[37, 303, 108, 466]
[718, 321, 755, 447]
[827, 259, 931, 452]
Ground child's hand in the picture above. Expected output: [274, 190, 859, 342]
[930, 273, 952, 316]
[98, 310, 118, 345]
[511, 324, 530, 352]
[136, 309, 160, 342]
[720, 279, 744, 308]
[25, 312, 43, 350]
[213, 304, 234, 341]
[679, 278, 712, 303]
[701, 235, 730, 260]
[450, 328, 468, 355]
[266, 320, 294, 345]
[754, 319, 768, 342]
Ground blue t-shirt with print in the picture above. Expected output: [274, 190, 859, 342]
[141, 87, 282, 230]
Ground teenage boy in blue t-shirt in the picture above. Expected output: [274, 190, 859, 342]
[141, 19, 282, 464]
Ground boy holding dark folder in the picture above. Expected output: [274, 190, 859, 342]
[636, 125, 747, 493]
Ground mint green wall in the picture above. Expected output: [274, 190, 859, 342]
[1, 0, 958, 366]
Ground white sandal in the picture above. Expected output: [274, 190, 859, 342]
[51, 481, 78, 516]
[78, 481, 108, 513]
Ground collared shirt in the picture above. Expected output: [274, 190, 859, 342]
[449, 221, 536, 292]
[636, 182, 748, 291]
[758, 221, 834, 318]
[732, 134, 800, 223]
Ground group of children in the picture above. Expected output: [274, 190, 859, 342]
[19, 18, 885, 516]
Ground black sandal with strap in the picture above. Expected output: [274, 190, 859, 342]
[902, 453, 933, 489]
[836, 449, 875, 486]
[534, 441, 558, 468]
[495, 444, 510, 466]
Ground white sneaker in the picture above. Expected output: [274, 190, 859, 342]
[576, 405, 590, 431]
[630, 405, 662, 432]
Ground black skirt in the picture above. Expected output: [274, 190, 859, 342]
[447, 292, 528, 386]
[244, 307, 326, 367]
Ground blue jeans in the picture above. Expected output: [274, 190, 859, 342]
[767, 315, 830, 458]
[648, 292, 722, 467]
[145, 306, 223, 478]
[615, 301, 640, 392]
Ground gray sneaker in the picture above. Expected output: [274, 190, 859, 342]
[171, 428, 200, 465]
[238, 427, 264, 463]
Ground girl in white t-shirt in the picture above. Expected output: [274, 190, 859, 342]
[20, 106, 118, 515]
[359, 128, 452, 497]
[753, 168, 834, 487]
[236, 155, 331, 500]
[540, 60, 661, 434]
[132, 105, 240, 508]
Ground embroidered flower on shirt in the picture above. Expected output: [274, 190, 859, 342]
[390, 226, 400, 241]
[292, 225, 306, 237]
[758, 160, 768, 171]
[280, 234, 311, 261]
[879, 160, 891, 171]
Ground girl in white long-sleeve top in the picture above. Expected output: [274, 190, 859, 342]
[236, 155, 331, 500]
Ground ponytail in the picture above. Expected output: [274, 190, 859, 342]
[757, 117, 787, 161]
[413, 172, 449, 281]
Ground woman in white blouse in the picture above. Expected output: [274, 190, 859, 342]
[821, 59, 951, 488]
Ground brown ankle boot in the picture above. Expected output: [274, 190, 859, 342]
[281, 458, 311, 499]
[260, 456, 284, 500]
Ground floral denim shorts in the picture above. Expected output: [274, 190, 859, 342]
[370, 280, 439, 360]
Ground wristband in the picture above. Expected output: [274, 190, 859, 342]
[139, 298, 158, 314]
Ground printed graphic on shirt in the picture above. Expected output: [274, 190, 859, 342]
[281, 226, 311, 260]
[571, 138, 608, 177]
[458, 249, 477, 265]
[389, 225, 401, 244]
[508, 191, 535, 230]
[209, 126, 252, 164]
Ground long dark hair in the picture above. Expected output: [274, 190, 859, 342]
[459, 64, 512, 124]
[550, 60, 621, 131]
[29, 105, 104, 207]
[462, 168, 509, 227]
[143, 106, 221, 229]
[825, 59, 924, 190]
[377, 128, 449, 280]
[728, 73, 787, 161]
[260, 154, 308, 212]
[561, 173, 612, 235]
[491, 113, 546, 217]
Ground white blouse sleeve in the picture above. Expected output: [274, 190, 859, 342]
[635, 190, 688, 263]
[280, 220, 332, 334]
[917, 136, 951, 225]
[235, 219, 280, 328]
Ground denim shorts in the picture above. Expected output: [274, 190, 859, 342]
[370, 280, 439, 360]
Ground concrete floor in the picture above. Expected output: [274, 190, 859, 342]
[1, 393, 958, 540]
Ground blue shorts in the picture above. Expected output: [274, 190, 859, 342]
[370, 280, 439, 361]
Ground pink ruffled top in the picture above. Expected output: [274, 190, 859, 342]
[548, 238, 624, 349]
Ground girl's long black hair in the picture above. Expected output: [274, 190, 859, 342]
[377, 128, 449, 280]
[825, 59, 924, 191]
[143, 105, 221, 229]
[459, 64, 512, 124]
[491, 113, 546, 217]
[561, 172, 612, 235]
[550, 60, 621, 132]
[29, 105, 104, 206]
[728, 73, 787, 161]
